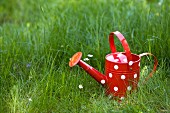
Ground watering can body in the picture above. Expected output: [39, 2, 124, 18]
[69, 31, 158, 100]
[105, 52, 140, 99]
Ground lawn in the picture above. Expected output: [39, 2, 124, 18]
[0, 0, 170, 112]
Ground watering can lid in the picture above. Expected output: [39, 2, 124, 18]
[69, 52, 82, 67]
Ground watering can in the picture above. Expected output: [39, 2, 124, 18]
[69, 31, 158, 100]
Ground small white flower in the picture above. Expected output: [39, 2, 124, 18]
[78, 84, 83, 89]
[28, 98, 32, 102]
[87, 54, 93, 57]
[61, 45, 64, 48]
[127, 86, 132, 91]
[83, 58, 89, 61]
[120, 97, 125, 100]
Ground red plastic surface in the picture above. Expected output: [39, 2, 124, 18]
[109, 31, 132, 62]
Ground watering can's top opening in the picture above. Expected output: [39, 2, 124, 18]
[69, 52, 82, 67]
[106, 52, 140, 64]
[106, 52, 128, 63]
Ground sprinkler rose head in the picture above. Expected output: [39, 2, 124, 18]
[69, 52, 82, 67]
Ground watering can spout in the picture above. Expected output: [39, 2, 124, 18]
[69, 52, 107, 85]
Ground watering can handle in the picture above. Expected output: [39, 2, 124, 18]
[139, 53, 158, 83]
[109, 31, 132, 61]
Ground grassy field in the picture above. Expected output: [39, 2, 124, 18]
[0, 0, 170, 112]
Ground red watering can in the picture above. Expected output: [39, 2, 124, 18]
[69, 31, 158, 100]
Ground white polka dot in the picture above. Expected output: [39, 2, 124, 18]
[138, 62, 140, 67]
[109, 73, 113, 78]
[121, 75, 126, 80]
[127, 86, 132, 91]
[101, 80, 105, 84]
[134, 73, 137, 78]
[114, 65, 119, 70]
[129, 61, 133, 66]
[114, 86, 118, 91]
[120, 97, 125, 100]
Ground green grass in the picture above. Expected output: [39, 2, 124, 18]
[0, 0, 170, 112]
